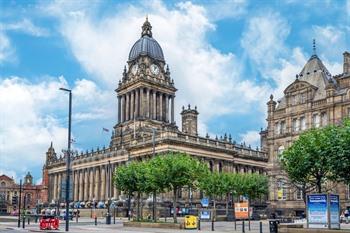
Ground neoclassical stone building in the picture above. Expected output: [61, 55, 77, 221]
[43, 19, 268, 207]
[261, 44, 350, 216]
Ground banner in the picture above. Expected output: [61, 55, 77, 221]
[307, 194, 328, 228]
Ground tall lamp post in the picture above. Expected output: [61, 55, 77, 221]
[106, 160, 111, 224]
[59, 87, 72, 232]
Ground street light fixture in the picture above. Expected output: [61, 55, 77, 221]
[59, 87, 72, 232]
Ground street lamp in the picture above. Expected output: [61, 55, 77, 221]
[59, 87, 72, 232]
[151, 128, 156, 222]
[106, 160, 111, 224]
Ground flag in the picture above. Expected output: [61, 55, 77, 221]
[70, 138, 76, 143]
[102, 127, 109, 132]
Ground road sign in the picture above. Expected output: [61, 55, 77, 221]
[201, 198, 209, 207]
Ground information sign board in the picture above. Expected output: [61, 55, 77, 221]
[201, 198, 209, 207]
[200, 210, 211, 220]
[307, 194, 328, 228]
[329, 194, 340, 229]
[234, 201, 249, 219]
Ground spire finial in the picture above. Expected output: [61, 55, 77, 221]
[313, 39, 316, 56]
[141, 16, 152, 37]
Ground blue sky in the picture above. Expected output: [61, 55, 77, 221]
[0, 0, 349, 183]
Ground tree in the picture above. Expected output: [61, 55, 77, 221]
[199, 172, 227, 220]
[113, 161, 148, 220]
[162, 153, 208, 223]
[279, 125, 339, 194]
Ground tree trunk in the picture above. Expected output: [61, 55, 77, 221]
[173, 188, 178, 223]
[137, 192, 140, 221]
[225, 193, 229, 217]
[316, 176, 322, 193]
[153, 191, 156, 222]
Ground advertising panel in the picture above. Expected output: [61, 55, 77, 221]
[200, 210, 211, 220]
[234, 201, 249, 219]
[329, 194, 340, 229]
[307, 194, 328, 228]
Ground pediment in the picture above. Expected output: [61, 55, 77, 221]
[284, 79, 317, 95]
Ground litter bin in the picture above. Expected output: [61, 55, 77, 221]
[106, 213, 111, 224]
[269, 220, 279, 233]
[184, 215, 198, 229]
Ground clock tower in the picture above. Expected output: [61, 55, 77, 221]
[111, 18, 177, 147]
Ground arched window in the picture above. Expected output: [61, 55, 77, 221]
[0, 181, 6, 187]
[218, 162, 223, 173]
[209, 161, 213, 172]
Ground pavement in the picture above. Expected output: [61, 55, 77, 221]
[1, 216, 350, 233]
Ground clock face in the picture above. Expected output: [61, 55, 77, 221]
[150, 64, 159, 75]
[131, 64, 138, 75]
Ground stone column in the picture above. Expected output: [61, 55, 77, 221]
[153, 91, 157, 120]
[146, 88, 150, 118]
[79, 170, 84, 201]
[57, 173, 62, 201]
[118, 96, 121, 123]
[165, 94, 169, 122]
[94, 167, 100, 201]
[130, 91, 134, 120]
[101, 166, 106, 201]
[53, 174, 57, 201]
[135, 88, 139, 118]
[84, 169, 89, 201]
[121, 95, 125, 122]
[113, 164, 118, 199]
[171, 96, 174, 123]
[159, 93, 163, 121]
[126, 93, 130, 121]
[89, 169, 94, 201]
[140, 88, 144, 118]
[74, 170, 78, 201]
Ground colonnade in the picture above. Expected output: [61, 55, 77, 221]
[118, 88, 175, 123]
[51, 163, 120, 202]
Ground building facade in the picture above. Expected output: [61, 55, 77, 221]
[261, 45, 350, 216]
[0, 172, 48, 214]
[43, 19, 268, 208]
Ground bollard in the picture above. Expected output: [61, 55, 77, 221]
[259, 221, 263, 233]
[35, 215, 38, 223]
[242, 220, 245, 233]
[22, 216, 25, 229]
[95, 216, 97, 226]
[27, 216, 30, 225]
[212, 219, 214, 231]
[249, 219, 251, 231]
[234, 220, 237, 230]
[198, 218, 201, 230]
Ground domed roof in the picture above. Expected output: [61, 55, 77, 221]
[128, 18, 164, 62]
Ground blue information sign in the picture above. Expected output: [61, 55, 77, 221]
[307, 194, 328, 228]
[201, 198, 209, 207]
[329, 194, 340, 229]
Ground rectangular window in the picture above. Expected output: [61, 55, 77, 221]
[296, 189, 303, 200]
[277, 180, 287, 201]
[300, 117, 306, 130]
[280, 121, 286, 134]
[313, 114, 320, 128]
[347, 108, 350, 118]
[300, 93, 306, 103]
[321, 112, 327, 126]
[275, 122, 280, 135]
[292, 118, 299, 132]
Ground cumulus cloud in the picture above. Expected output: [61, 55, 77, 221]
[42, 0, 268, 128]
[0, 19, 49, 37]
[239, 130, 260, 148]
[241, 11, 290, 77]
[0, 76, 113, 180]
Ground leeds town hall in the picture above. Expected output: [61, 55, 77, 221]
[41, 19, 350, 216]
[43, 19, 268, 209]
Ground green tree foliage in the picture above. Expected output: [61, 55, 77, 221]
[161, 153, 208, 223]
[280, 119, 350, 194]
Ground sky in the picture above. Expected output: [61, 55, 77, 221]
[0, 0, 349, 183]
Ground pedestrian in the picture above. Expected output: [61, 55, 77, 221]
[344, 209, 349, 224]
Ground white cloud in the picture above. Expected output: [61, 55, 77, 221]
[0, 76, 113, 180]
[205, 0, 247, 21]
[239, 130, 260, 148]
[241, 11, 290, 77]
[42, 0, 267, 128]
[0, 19, 49, 37]
[0, 31, 14, 64]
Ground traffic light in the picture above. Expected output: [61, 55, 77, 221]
[12, 196, 18, 205]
